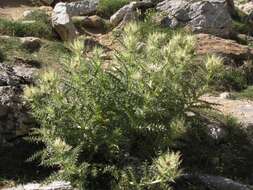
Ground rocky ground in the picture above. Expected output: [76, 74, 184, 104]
[0, 0, 39, 20]
[203, 93, 253, 128]
[0, 0, 253, 189]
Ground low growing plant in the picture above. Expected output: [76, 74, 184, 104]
[210, 66, 247, 91]
[0, 11, 54, 39]
[25, 22, 223, 189]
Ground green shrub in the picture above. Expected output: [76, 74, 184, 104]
[25, 22, 222, 189]
[0, 12, 54, 39]
[234, 85, 253, 100]
[0, 36, 69, 66]
[210, 67, 247, 91]
[232, 20, 252, 35]
[23, 10, 51, 25]
[97, 0, 132, 18]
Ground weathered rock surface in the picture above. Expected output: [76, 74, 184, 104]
[238, 1, 253, 14]
[3, 181, 72, 190]
[198, 175, 251, 190]
[52, 0, 100, 41]
[72, 15, 108, 32]
[176, 174, 252, 190]
[110, 1, 154, 26]
[156, 0, 233, 37]
[0, 60, 39, 146]
[196, 33, 253, 66]
[202, 94, 253, 128]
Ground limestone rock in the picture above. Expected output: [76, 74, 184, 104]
[196, 33, 253, 66]
[3, 181, 72, 190]
[110, 1, 154, 26]
[156, 0, 233, 37]
[238, 1, 253, 15]
[0, 61, 39, 146]
[52, 2, 78, 41]
[177, 174, 252, 190]
[52, 0, 100, 41]
[72, 15, 107, 32]
[202, 94, 253, 128]
[198, 175, 251, 190]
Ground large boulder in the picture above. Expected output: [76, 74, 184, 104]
[196, 33, 253, 66]
[0, 60, 39, 146]
[110, 1, 154, 26]
[156, 0, 233, 37]
[52, 0, 100, 41]
[175, 174, 252, 190]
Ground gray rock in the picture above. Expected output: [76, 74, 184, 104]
[52, 0, 100, 41]
[207, 123, 227, 140]
[110, 1, 154, 26]
[110, 3, 134, 26]
[52, 2, 77, 41]
[0, 62, 38, 146]
[66, 0, 99, 16]
[180, 174, 252, 190]
[3, 181, 72, 190]
[156, 0, 233, 37]
[202, 94, 253, 129]
[198, 174, 251, 190]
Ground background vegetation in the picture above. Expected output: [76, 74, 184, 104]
[0, 11, 55, 39]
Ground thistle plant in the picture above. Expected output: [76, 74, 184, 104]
[24, 22, 223, 189]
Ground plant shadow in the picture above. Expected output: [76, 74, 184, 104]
[0, 139, 52, 188]
[174, 113, 253, 186]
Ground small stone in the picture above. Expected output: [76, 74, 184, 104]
[23, 10, 33, 18]
[219, 92, 232, 99]
[207, 123, 227, 140]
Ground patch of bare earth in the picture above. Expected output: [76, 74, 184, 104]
[0, 0, 37, 20]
